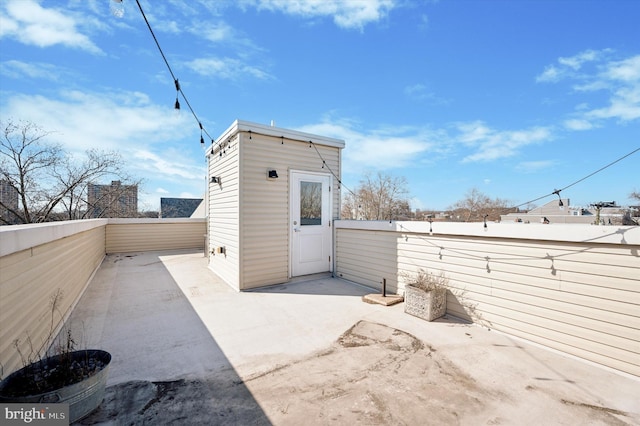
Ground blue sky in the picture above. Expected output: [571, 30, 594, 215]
[1, 0, 638, 212]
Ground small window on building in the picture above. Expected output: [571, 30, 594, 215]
[300, 181, 322, 225]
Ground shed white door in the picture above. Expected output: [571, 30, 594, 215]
[291, 171, 332, 277]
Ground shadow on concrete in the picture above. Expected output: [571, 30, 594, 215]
[64, 252, 271, 425]
[247, 277, 374, 297]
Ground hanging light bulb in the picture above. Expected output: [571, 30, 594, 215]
[110, 0, 125, 18]
[173, 78, 181, 115]
[173, 97, 181, 119]
[553, 189, 563, 207]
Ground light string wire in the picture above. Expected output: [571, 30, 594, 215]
[508, 146, 640, 211]
[240, 130, 637, 221]
[393, 146, 640, 263]
[133, 0, 215, 145]
[309, 140, 357, 198]
[130, 1, 638, 213]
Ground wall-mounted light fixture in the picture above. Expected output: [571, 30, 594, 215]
[211, 176, 221, 184]
[268, 170, 278, 179]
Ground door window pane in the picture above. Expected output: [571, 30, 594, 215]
[300, 181, 322, 225]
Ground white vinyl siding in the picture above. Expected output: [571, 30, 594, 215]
[207, 120, 343, 291]
[106, 219, 206, 253]
[0, 223, 105, 377]
[208, 135, 241, 289]
[240, 133, 340, 289]
[335, 221, 640, 376]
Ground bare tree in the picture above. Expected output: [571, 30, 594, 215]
[623, 189, 640, 225]
[0, 120, 137, 224]
[448, 188, 512, 222]
[342, 171, 411, 220]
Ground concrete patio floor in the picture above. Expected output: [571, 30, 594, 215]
[67, 249, 639, 425]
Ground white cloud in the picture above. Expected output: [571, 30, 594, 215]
[586, 86, 640, 121]
[193, 20, 235, 42]
[403, 83, 450, 104]
[156, 188, 170, 194]
[0, 0, 102, 54]
[455, 121, 552, 163]
[535, 65, 562, 83]
[0, 90, 205, 180]
[246, 0, 397, 30]
[297, 118, 440, 173]
[516, 160, 557, 173]
[179, 192, 199, 198]
[185, 57, 272, 80]
[604, 55, 640, 82]
[537, 51, 640, 126]
[0, 60, 64, 81]
[133, 149, 204, 181]
[298, 116, 554, 172]
[563, 118, 594, 131]
[536, 49, 611, 83]
[557, 49, 603, 70]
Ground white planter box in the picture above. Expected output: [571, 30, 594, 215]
[404, 286, 446, 321]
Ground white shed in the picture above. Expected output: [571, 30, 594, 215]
[207, 120, 345, 290]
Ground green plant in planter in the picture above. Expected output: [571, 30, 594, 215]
[0, 289, 111, 423]
[403, 269, 448, 321]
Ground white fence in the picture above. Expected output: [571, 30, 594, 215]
[335, 220, 640, 376]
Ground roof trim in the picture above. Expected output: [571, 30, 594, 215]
[213, 119, 346, 150]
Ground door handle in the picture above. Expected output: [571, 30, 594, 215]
[294, 228, 301, 232]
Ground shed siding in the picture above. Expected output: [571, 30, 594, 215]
[0, 226, 105, 376]
[208, 136, 241, 290]
[335, 222, 640, 376]
[239, 133, 341, 289]
[106, 220, 206, 253]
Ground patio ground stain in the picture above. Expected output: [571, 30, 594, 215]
[77, 320, 634, 425]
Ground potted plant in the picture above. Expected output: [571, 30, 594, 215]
[0, 290, 111, 423]
[403, 269, 448, 321]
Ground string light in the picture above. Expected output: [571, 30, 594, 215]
[132, 0, 217, 150]
[552, 189, 563, 206]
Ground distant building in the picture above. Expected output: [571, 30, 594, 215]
[0, 180, 19, 225]
[501, 199, 627, 225]
[87, 180, 138, 218]
[160, 198, 203, 218]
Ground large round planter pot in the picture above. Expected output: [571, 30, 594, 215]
[0, 349, 111, 423]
